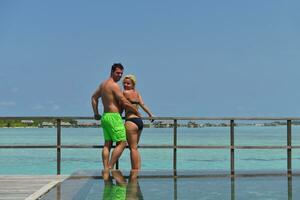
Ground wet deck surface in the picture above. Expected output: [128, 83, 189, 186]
[40, 170, 300, 200]
[0, 175, 67, 200]
[2, 171, 300, 200]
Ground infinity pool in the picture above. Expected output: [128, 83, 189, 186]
[40, 170, 300, 200]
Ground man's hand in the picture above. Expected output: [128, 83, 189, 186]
[94, 114, 102, 120]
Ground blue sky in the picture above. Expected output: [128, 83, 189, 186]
[1, 1, 300, 117]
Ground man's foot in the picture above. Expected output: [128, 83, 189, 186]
[111, 170, 126, 186]
[102, 169, 111, 181]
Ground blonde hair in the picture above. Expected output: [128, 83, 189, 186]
[123, 74, 137, 86]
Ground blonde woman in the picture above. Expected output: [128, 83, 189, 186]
[122, 74, 153, 169]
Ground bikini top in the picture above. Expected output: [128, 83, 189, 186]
[126, 99, 140, 115]
[129, 99, 139, 105]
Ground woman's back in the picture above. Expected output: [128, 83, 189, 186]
[123, 90, 140, 118]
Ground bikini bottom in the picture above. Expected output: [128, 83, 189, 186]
[125, 118, 144, 130]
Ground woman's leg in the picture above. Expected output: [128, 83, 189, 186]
[136, 129, 142, 168]
[125, 121, 140, 169]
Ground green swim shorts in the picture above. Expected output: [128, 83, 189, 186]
[103, 184, 126, 200]
[101, 113, 126, 142]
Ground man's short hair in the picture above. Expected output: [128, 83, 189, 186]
[111, 63, 124, 73]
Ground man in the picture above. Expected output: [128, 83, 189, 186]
[91, 63, 140, 170]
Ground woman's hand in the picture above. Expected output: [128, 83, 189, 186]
[149, 115, 155, 123]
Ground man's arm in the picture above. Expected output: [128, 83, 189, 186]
[91, 84, 102, 120]
[113, 84, 140, 116]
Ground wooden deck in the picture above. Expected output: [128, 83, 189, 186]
[0, 175, 67, 200]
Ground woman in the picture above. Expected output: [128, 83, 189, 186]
[122, 74, 153, 170]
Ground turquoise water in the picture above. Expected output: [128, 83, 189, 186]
[1, 125, 300, 175]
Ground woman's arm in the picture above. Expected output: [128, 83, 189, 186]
[138, 92, 154, 121]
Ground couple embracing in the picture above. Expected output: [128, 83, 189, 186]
[91, 63, 153, 170]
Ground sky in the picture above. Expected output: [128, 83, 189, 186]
[1, 1, 300, 117]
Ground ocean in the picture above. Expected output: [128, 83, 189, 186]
[1, 125, 300, 175]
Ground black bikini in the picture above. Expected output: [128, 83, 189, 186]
[126, 118, 144, 130]
[129, 100, 139, 105]
[126, 99, 143, 130]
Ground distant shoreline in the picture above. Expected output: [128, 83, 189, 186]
[1, 122, 298, 129]
[1, 119, 300, 128]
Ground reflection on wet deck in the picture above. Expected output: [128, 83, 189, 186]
[40, 170, 300, 200]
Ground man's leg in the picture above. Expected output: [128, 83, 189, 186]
[102, 140, 112, 170]
[108, 141, 126, 169]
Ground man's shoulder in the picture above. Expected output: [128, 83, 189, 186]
[102, 79, 116, 87]
[103, 80, 120, 95]
[110, 80, 120, 89]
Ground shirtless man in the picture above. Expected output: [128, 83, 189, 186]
[91, 63, 139, 170]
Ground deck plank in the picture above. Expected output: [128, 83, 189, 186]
[0, 175, 67, 200]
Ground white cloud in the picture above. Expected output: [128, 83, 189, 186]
[11, 87, 19, 93]
[46, 100, 55, 105]
[33, 102, 60, 110]
[33, 105, 45, 110]
[0, 101, 16, 107]
[53, 105, 60, 110]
